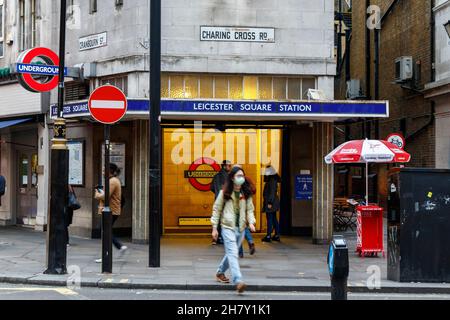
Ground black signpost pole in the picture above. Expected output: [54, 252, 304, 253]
[149, 0, 161, 268]
[102, 125, 113, 273]
[45, 0, 68, 275]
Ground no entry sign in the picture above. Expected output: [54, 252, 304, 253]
[88, 85, 128, 124]
[16, 47, 63, 92]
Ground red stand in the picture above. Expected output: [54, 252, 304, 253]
[356, 205, 385, 258]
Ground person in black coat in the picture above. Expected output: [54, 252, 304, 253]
[210, 160, 232, 244]
[262, 166, 281, 242]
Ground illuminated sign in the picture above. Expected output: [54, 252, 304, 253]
[184, 157, 221, 192]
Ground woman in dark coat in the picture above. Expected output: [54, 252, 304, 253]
[262, 166, 281, 242]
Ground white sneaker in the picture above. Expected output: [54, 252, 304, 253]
[95, 258, 102, 263]
[120, 246, 128, 251]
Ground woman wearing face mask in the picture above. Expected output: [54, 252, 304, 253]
[211, 166, 256, 294]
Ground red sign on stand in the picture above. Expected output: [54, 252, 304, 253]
[88, 85, 128, 124]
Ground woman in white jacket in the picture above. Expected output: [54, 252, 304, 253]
[211, 166, 256, 294]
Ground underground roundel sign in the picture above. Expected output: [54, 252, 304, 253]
[184, 157, 221, 192]
[16, 47, 61, 92]
[88, 85, 128, 124]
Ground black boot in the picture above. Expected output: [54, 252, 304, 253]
[262, 235, 271, 242]
[272, 235, 280, 242]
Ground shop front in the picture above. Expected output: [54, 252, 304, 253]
[0, 83, 46, 228]
[54, 75, 388, 244]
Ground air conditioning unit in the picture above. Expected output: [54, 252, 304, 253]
[395, 56, 413, 83]
[346, 79, 362, 99]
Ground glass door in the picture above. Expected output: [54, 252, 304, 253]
[16, 152, 38, 226]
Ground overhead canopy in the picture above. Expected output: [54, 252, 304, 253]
[0, 118, 33, 129]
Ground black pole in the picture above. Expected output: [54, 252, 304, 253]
[45, 0, 68, 275]
[149, 0, 161, 268]
[102, 125, 113, 273]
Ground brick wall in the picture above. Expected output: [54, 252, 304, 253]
[336, 0, 436, 168]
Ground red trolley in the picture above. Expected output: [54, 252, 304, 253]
[356, 205, 385, 257]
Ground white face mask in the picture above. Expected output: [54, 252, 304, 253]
[233, 176, 245, 186]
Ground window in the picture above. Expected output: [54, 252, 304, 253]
[184, 75, 198, 99]
[214, 76, 228, 99]
[65, 81, 90, 101]
[288, 78, 301, 100]
[31, 0, 36, 47]
[161, 74, 317, 101]
[273, 77, 287, 100]
[243, 76, 258, 100]
[229, 76, 243, 99]
[199, 75, 213, 98]
[19, 0, 25, 51]
[90, 0, 97, 14]
[18, 0, 38, 51]
[67, 0, 74, 18]
[0, 1, 4, 57]
[100, 75, 128, 96]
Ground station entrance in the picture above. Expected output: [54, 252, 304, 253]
[162, 124, 284, 235]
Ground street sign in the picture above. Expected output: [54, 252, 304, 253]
[295, 175, 313, 200]
[88, 85, 128, 124]
[16, 47, 62, 92]
[386, 133, 406, 150]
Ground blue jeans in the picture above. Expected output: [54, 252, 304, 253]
[266, 212, 279, 237]
[217, 227, 245, 285]
[239, 228, 254, 256]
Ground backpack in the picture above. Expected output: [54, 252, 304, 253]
[0, 175, 6, 196]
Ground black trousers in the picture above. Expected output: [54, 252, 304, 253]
[112, 215, 123, 250]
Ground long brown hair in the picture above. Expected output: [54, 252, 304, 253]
[223, 166, 256, 200]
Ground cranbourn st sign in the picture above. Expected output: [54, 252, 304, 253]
[200, 26, 275, 43]
[79, 32, 107, 51]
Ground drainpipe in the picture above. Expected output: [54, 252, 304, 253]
[337, 0, 343, 74]
[405, 0, 436, 143]
[365, 0, 372, 139]
[374, 28, 380, 139]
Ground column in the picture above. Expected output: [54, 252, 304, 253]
[132, 120, 149, 243]
[312, 122, 334, 244]
[35, 123, 50, 231]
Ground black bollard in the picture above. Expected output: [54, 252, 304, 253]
[327, 235, 349, 300]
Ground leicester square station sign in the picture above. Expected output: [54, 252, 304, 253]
[15, 47, 67, 93]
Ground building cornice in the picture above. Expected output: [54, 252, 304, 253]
[424, 77, 450, 99]
[433, 0, 450, 12]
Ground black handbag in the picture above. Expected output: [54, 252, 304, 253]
[68, 191, 81, 210]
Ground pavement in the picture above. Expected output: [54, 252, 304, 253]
[1, 226, 450, 294]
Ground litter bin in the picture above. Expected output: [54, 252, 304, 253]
[356, 205, 384, 257]
[388, 168, 450, 282]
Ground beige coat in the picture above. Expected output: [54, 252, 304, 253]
[94, 177, 122, 215]
[211, 190, 256, 232]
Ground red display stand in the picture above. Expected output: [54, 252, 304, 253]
[356, 205, 385, 257]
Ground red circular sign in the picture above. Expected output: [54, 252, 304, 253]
[88, 85, 128, 124]
[386, 133, 406, 150]
[188, 157, 221, 192]
[18, 47, 60, 92]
